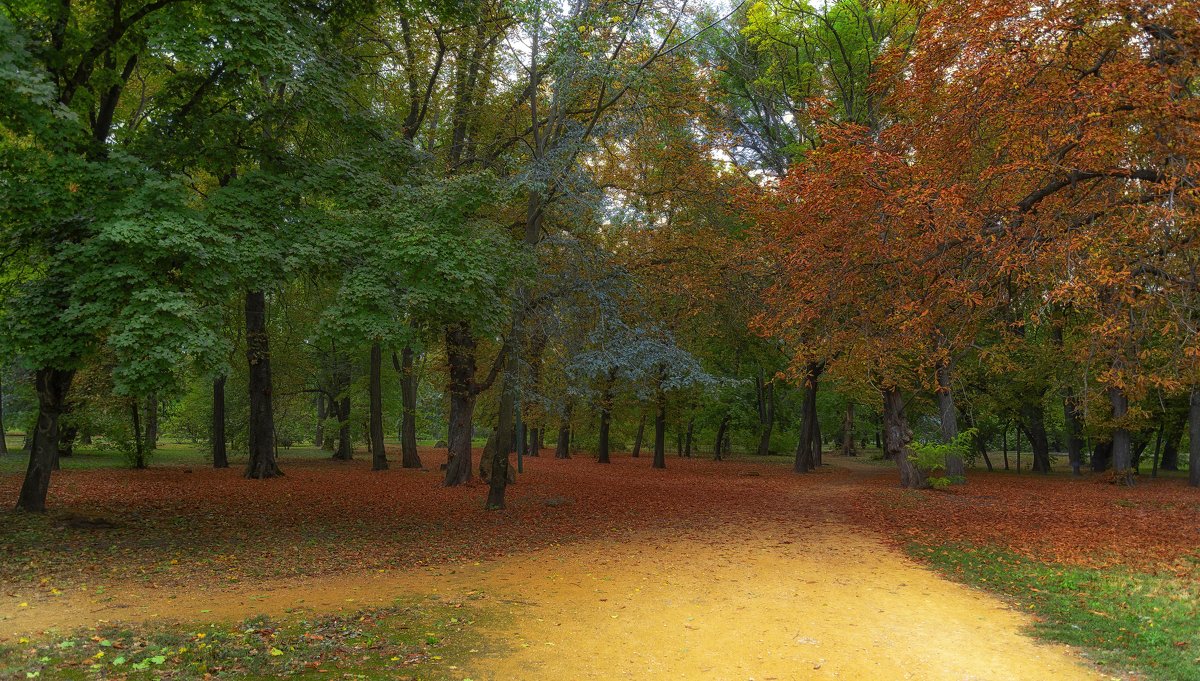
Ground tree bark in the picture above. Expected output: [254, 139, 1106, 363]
[0, 372, 7, 455]
[713, 414, 730, 461]
[684, 418, 694, 458]
[144, 393, 158, 451]
[332, 355, 353, 461]
[652, 391, 667, 469]
[130, 398, 146, 469]
[244, 290, 281, 479]
[555, 404, 571, 459]
[1109, 385, 1134, 485]
[631, 413, 645, 458]
[1021, 399, 1051, 474]
[314, 391, 326, 446]
[882, 387, 926, 489]
[841, 402, 856, 456]
[444, 323, 477, 486]
[212, 374, 228, 468]
[369, 342, 388, 471]
[936, 360, 964, 480]
[395, 347, 422, 468]
[1189, 389, 1200, 488]
[58, 425, 77, 458]
[16, 368, 74, 511]
[597, 374, 614, 464]
[794, 361, 822, 473]
[1063, 390, 1084, 476]
[756, 374, 774, 456]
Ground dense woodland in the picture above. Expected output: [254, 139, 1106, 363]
[1, 0, 1197, 513]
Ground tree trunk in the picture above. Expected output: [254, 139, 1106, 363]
[684, 418, 694, 458]
[883, 387, 926, 489]
[555, 404, 571, 459]
[244, 290, 280, 479]
[1021, 400, 1051, 474]
[1109, 386, 1134, 485]
[58, 425, 77, 458]
[811, 402, 823, 467]
[321, 394, 336, 450]
[0, 372, 7, 455]
[16, 368, 74, 511]
[713, 414, 730, 461]
[485, 330, 521, 510]
[444, 323, 477, 486]
[212, 374, 228, 468]
[369, 342, 388, 471]
[391, 347, 422, 469]
[652, 393, 667, 469]
[314, 391, 326, 446]
[1002, 427, 1010, 470]
[841, 403, 856, 456]
[1063, 390, 1084, 476]
[597, 378, 614, 464]
[130, 398, 146, 469]
[1091, 440, 1112, 472]
[793, 361, 822, 473]
[144, 393, 158, 451]
[756, 375, 774, 456]
[936, 361, 964, 480]
[1150, 422, 1163, 478]
[1189, 389, 1200, 487]
[631, 413, 645, 458]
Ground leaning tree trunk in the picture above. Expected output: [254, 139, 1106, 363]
[369, 342, 388, 471]
[396, 347, 422, 468]
[631, 414, 645, 457]
[1109, 385, 1134, 485]
[841, 403, 857, 457]
[936, 360, 964, 481]
[652, 392, 667, 470]
[212, 374, 228, 468]
[16, 368, 74, 512]
[883, 387, 926, 489]
[714, 414, 730, 461]
[1189, 389, 1200, 488]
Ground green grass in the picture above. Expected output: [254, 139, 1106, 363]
[912, 543, 1200, 681]
[0, 596, 500, 680]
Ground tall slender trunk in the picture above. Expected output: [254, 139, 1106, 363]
[1002, 427, 1010, 470]
[16, 368, 74, 511]
[321, 394, 336, 451]
[652, 391, 667, 469]
[1109, 385, 1134, 485]
[684, 418, 694, 458]
[1189, 389, 1200, 487]
[332, 355, 353, 461]
[396, 347, 422, 468]
[841, 403, 856, 456]
[631, 413, 645, 458]
[794, 361, 822, 473]
[445, 323, 477, 486]
[485, 333, 520, 509]
[555, 402, 571, 459]
[369, 342, 388, 471]
[811, 400, 823, 467]
[244, 290, 280, 479]
[130, 398, 146, 469]
[756, 375, 774, 456]
[882, 387, 925, 489]
[936, 360, 964, 480]
[212, 374, 228, 468]
[1063, 390, 1084, 476]
[713, 414, 730, 461]
[144, 393, 158, 451]
[314, 391, 326, 446]
[597, 370, 616, 464]
[1150, 422, 1164, 478]
[0, 372, 7, 455]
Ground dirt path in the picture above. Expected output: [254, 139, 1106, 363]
[1, 463, 1106, 680]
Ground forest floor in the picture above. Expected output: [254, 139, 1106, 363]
[1, 447, 1198, 680]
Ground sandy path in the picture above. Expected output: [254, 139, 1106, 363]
[1, 468, 1106, 681]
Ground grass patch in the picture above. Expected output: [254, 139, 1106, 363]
[0, 596, 499, 680]
[911, 543, 1200, 681]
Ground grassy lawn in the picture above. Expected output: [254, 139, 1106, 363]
[0, 596, 498, 680]
[911, 543, 1200, 681]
